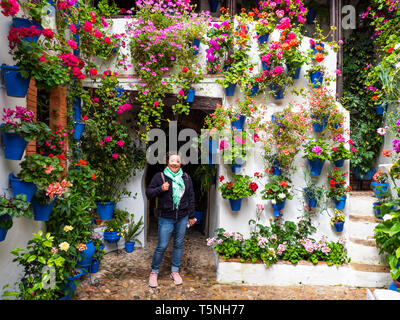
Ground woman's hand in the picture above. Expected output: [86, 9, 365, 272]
[161, 182, 170, 191]
[188, 218, 197, 227]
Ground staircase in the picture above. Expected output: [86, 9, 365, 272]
[347, 191, 392, 287]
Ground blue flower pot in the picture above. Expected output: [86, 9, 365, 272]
[12, 17, 43, 43]
[310, 71, 324, 88]
[388, 280, 400, 292]
[231, 114, 246, 130]
[0, 215, 11, 242]
[333, 196, 347, 210]
[231, 163, 242, 174]
[62, 268, 85, 299]
[249, 84, 259, 97]
[371, 182, 389, 198]
[96, 201, 116, 220]
[73, 121, 85, 140]
[125, 241, 135, 253]
[32, 199, 56, 221]
[186, 88, 195, 103]
[103, 230, 121, 243]
[307, 9, 316, 24]
[194, 211, 204, 224]
[287, 65, 301, 79]
[1, 64, 31, 98]
[257, 33, 269, 44]
[375, 103, 386, 115]
[312, 117, 328, 132]
[1, 130, 29, 160]
[333, 221, 344, 232]
[225, 83, 237, 96]
[272, 200, 286, 217]
[353, 168, 375, 181]
[308, 159, 325, 176]
[333, 159, 345, 167]
[192, 39, 200, 55]
[90, 260, 100, 274]
[269, 84, 285, 100]
[77, 240, 96, 269]
[229, 198, 243, 211]
[9, 173, 37, 202]
[208, 0, 219, 12]
[304, 188, 318, 208]
[373, 202, 395, 219]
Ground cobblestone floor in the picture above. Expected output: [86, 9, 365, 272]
[75, 227, 367, 300]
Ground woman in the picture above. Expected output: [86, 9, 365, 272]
[146, 152, 197, 288]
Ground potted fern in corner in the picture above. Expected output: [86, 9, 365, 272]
[122, 214, 144, 253]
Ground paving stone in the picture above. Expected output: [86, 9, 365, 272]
[75, 227, 368, 300]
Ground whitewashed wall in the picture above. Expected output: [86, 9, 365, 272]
[93, 18, 349, 245]
[0, 14, 46, 298]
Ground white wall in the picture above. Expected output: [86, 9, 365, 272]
[94, 18, 348, 244]
[0, 14, 46, 298]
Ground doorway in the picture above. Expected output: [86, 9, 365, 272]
[143, 109, 217, 241]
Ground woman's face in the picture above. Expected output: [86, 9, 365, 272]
[168, 155, 181, 173]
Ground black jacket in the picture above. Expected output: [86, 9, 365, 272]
[146, 171, 195, 221]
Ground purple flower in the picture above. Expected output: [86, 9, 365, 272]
[393, 139, 400, 153]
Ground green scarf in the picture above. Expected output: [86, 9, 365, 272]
[163, 167, 185, 209]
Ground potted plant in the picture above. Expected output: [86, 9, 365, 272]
[373, 190, 394, 219]
[217, 174, 258, 211]
[260, 174, 293, 217]
[12, 153, 64, 202]
[90, 235, 105, 274]
[0, 106, 40, 160]
[281, 28, 306, 80]
[32, 179, 72, 221]
[103, 209, 128, 244]
[2, 231, 70, 300]
[330, 134, 354, 167]
[371, 169, 389, 198]
[330, 209, 345, 232]
[254, 11, 275, 45]
[303, 138, 331, 176]
[301, 167, 325, 208]
[0, 194, 32, 242]
[122, 214, 144, 253]
[220, 129, 253, 173]
[327, 168, 351, 210]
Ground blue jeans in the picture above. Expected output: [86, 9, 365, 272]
[151, 215, 188, 274]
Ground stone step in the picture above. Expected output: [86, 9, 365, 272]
[349, 214, 382, 224]
[347, 219, 379, 239]
[347, 240, 387, 265]
[350, 262, 390, 273]
[347, 194, 377, 217]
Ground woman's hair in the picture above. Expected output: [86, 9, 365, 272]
[165, 151, 182, 164]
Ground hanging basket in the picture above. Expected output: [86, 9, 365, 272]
[333, 196, 347, 210]
[308, 158, 325, 176]
[1, 64, 31, 98]
[96, 201, 116, 220]
[229, 198, 243, 211]
[12, 17, 43, 43]
[333, 221, 344, 232]
[1, 129, 29, 160]
[271, 200, 286, 217]
[9, 173, 37, 202]
[310, 71, 324, 88]
[225, 83, 237, 96]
